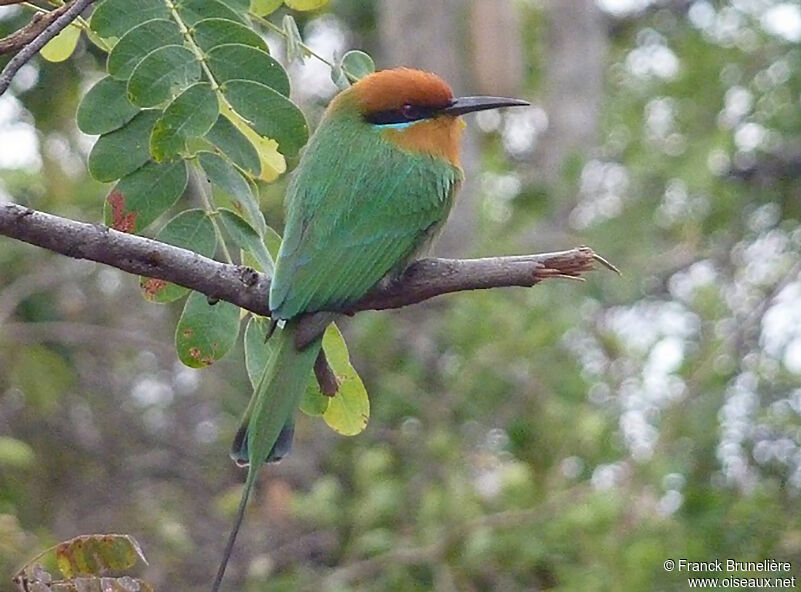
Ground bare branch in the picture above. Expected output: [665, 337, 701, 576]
[0, 5, 67, 56]
[0, 203, 273, 315]
[0, 203, 613, 323]
[0, 0, 97, 95]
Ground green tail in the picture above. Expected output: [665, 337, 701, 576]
[211, 320, 322, 592]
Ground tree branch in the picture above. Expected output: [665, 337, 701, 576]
[0, 0, 97, 95]
[0, 4, 67, 56]
[0, 203, 615, 324]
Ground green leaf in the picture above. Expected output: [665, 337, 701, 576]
[191, 18, 269, 53]
[330, 63, 348, 90]
[140, 209, 217, 302]
[207, 44, 290, 96]
[244, 315, 270, 387]
[218, 0, 250, 11]
[107, 19, 184, 81]
[222, 80, 308, 157]
[40, 24, 80, 63]
[198, 151, 266, 234]
[282, 15, 302, 63]
[9, 346, 74, 416]
[175, 291, 240, 367]
[321, 325, 369, 435]
[0, 436, 35, 468]
[77, 77, 140, 135]
[90, 0, 170, 38]
[88, 110, 160, 182]
[103, 160, 188, 233]
[300, 383, 330, 416]
[250, 0, 283, 16]
[127, 45, 201, 108]
[176, 0, 246, 26]
[341, 49, 375, 80]
[284, 0, 329, 11]
[55, 535, 147, 578]
[218, 208, 274, 274]
[220, 103, 286, 181]
[263, 224, 282, 259]
[205, 114, 261, 176]
[151, 83, 219, 161]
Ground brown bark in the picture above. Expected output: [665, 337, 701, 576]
[0, 202, 612, 329]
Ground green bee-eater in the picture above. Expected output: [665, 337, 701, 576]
[211, 68, 528, 591]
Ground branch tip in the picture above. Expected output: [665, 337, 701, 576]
[583, 248, 621, 276]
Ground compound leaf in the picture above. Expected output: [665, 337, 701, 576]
[88, 110, 160, 182]
[128, 45, 201, 108]
[151, 83, 219, 161]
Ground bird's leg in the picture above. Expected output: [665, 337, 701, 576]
[314, 348, 340, 396]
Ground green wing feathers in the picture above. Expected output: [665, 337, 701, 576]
[270, 114, 462, 320]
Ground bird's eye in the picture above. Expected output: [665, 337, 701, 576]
[401, 104, 420, 120]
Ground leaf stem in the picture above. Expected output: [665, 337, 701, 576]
[163, 0, 222, 92]
[248, 11, 359, 82]
[20, 2, 112, 51]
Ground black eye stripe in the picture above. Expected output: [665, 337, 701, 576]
[365, 104, 443, 125]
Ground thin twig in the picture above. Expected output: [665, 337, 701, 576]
[0, 0, 97, 96]
[249, 11, 360, 83]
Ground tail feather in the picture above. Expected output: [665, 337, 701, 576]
[212, 320, 322, 592]
[230, 420, 295, 466]
[242, 319, 321, 467]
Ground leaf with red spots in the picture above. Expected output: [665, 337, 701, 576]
[103, 160, 188, 233]
[139, 209, 217, 303]
[175, 291, 240, 368]
[12, 533, 152, 592]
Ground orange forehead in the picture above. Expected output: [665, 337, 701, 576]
[352, 68, 454, 114]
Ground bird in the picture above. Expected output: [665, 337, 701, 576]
[211, 67, 528, 591]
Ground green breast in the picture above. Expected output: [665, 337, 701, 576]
[269, 112, 462, 320]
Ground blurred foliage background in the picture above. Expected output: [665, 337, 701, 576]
[3, 0, 801, 590]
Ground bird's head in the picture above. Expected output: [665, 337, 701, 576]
[331, 68, 528, 165]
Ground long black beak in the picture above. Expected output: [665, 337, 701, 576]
[442, 96, 529, 116]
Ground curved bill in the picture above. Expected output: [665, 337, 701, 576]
[442, 96, 529, 116]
